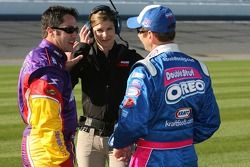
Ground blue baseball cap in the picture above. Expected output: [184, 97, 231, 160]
[127, 5, 176, 33]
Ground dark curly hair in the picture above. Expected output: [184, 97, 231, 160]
[41, 5, 79, 38]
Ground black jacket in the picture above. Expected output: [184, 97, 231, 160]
[70, 42, 143, 134]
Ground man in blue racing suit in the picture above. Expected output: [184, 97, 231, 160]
[109, 5, 221, 167]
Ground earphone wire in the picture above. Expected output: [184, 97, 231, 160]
[109, 0, 118, 15]
[109, 0, 129, 48]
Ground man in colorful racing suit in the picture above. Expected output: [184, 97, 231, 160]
[109, 5, 221, 167]
[17, 6, 80, 167]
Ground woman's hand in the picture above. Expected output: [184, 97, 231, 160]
[79, 25, 94, 44]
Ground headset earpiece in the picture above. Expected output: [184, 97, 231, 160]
[114, 13, 122, 35]
[89, 5, 121, 35]
[84, 21, 94, 38]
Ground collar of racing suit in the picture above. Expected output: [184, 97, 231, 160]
[135, 43, 181, 76]
[147, 43, 181, 59]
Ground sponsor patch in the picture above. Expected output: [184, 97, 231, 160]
[142, 18, 152, 27]
[165, 118, 193, 127]
[55, 131, 67, 156]
[164, 67, 201, 86]
[123, 98, 135, 108]
[165, 79, 205, 104]
[162, 56, 195, 62]
[130, 79, 143, 88]
[175, 108, 192, 119]
[121, 110, 129, 117]
[131, 72, 145, 79]
[117, 61, 129, 67]
[46, 89, 56, 96]
[126, 87, 140, 97]
[165, 13, 175, 22]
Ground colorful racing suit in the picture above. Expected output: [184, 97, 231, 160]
[17, 39, 78, 167]
[109, 43, 221, 167]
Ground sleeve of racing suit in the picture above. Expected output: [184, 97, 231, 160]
[27, 73, 71, 165]
[193, 77, 221, 144]
[112, 66, 154, 149]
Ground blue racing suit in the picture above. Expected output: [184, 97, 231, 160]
[109, 43, 220, 167]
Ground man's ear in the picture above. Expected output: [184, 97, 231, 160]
[148, 31, 154, 43]
[47, 27, 54, 36]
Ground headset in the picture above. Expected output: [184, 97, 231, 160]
[85, 5, 121, 37]
[85, 0, 128, 47]
[87, 5, 122, 35]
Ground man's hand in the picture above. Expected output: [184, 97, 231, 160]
[65, 41, 84, 71]
[113, 146, 132, 162]
[65, 54, 83, 71]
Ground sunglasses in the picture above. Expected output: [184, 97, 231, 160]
[136, 27, 148, 34]
[51, 26, 79, 34]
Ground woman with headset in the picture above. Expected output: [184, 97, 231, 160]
[68, 5, 143, 167]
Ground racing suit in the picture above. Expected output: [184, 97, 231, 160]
[17, 39, 78, 167]
[110, 43, 221, 167]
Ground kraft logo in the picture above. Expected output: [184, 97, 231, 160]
[165, 79, 205, 104]
[176, 108, 192, 119]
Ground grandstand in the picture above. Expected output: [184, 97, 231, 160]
[0, 0, 250, 20]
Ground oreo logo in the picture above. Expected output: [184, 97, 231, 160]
[165, 79, 205, 104]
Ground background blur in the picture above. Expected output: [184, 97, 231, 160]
[1, 0, 250, 63]
[1, 0, 250, 20]
[0, 1, 250, 167]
